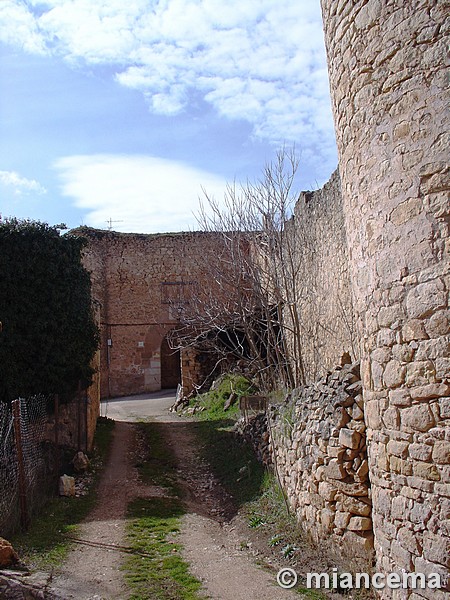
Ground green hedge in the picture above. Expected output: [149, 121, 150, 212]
[0, 219, 99, 402]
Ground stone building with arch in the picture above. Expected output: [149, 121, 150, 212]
[78, 228, 223, 399]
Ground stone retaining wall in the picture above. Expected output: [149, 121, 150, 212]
[240, 361, 374, 568]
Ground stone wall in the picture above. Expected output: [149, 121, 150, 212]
[285, 170, 357, 382]
[79, 228, 227, 398]
[45, 387, 98, 452]
[240, 360, 374, 568]
[320, 0, 449, 595]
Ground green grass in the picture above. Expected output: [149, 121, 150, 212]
[186, 373, 264, 506]
[189, 373, 254, 421]
[11, 416, 115, 569]
[124, 497, 203, 600]
[123, 421, 204, 600]
[134, 421, 179, 492]
[193, 418, 265, 506]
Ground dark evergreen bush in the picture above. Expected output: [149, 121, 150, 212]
[0, 218, 99, 402]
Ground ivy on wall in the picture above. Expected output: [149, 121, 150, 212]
[0, 219, 99, 402]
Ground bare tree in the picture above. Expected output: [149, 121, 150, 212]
[168, 148, 307, 392]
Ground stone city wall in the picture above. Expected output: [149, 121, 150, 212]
[284, 170, 357, 382]
[320, 0, 449, 595]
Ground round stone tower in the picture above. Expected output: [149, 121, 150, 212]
[320, 0, 449, 592]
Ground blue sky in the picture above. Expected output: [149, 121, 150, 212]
[0, 0, 337, 233]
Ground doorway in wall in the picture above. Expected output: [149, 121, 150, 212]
[160, 334, 181, 389]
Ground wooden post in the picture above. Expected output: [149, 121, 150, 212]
[54, 394, 59, 448]
[54, 394, 60, 491]
[77, 382, 82, 452]
[84, 388, 89, 453]
[12, 399, 29, 529]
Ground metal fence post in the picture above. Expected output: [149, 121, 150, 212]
[12, 399, 29, 530]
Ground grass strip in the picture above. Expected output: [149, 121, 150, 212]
[123, 421, 204, 600]
[11, 416, 115, 569]
[124, 497, 203, 600]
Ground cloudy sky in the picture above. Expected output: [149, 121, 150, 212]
[0, 0, 337, 233]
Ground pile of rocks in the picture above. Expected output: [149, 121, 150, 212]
[239, 360, 374, 567]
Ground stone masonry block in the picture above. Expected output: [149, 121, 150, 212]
[401, 404, 435, 433]
[382, 406, 400, 429]
[335, 511, 351, 529]
[378, 304, 405, 328]
[432, 441, 450, 465]
[340, 495, 371, 517]
[412, 461, 440, 481]
[325, 459, 347, 480]
[406, 361, 436, 386]
[389, 388, 412, 407]
[415, 336, 450, 361]
[318, 481, 337, 501]
[402, 319, 429, 342]
[410, 383, 450, 401]
[390, 541, 413, 570]
[397, 527, 422, 556]
[425, 310, 449, 338]
[391, 495, 410, 521]
[435, 358, 450, 380]
[439, 397, 450, 419]
[383, 360, 406, 388]
[339, 427, 362, 449]
[409, 443, 432, 462]
[390, 456, 413, 476]
[347, 516, 372, 532]
[423, 531, 450, 568]
[406, 279, 447, 319]
[387, 440, 409, 458]
[392, 343, 415, 363]
[342, 530, 374, 559]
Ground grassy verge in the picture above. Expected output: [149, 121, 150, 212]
[193, 418, 265, 505]
[123, 421, 204, 600]
[11, 416, 115, 570]
[187, 373, 254, 421]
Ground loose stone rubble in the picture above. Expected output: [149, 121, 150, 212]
[239, 361, 374, 568]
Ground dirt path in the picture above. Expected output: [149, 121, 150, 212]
[51, 421, 137, 599]
[50, 392, 299, 599]
[164, 422, 299, 600]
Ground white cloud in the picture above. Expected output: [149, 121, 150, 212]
[53, 154, 228, 233]
[0, 170, 47, 195]
[0, 1, 48, 54]
[0, 0, 335, 150]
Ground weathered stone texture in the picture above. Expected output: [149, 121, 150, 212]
[80, 229, 226, 398]
[284, 171, 357, 382]
[321, 0, 449, 594]
[240, 361, 374, 568]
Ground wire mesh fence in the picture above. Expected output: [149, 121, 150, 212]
[0, 395, 57, 536]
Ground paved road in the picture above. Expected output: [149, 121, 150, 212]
[100, 389, 178, 422]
